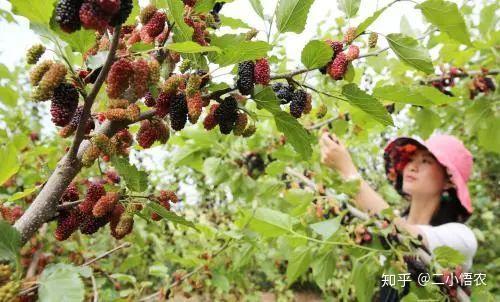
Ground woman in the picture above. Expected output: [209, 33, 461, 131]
[319, 131, 477, 297]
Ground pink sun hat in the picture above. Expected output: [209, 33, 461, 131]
[383, 134, 473, 214]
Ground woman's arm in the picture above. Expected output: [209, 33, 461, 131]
[319, 131, 389, 215]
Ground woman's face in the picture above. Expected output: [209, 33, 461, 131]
[402, 148, 449, 198]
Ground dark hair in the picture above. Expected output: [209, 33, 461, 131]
[394, 174, 470, 225]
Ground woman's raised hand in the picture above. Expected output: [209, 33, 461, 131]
[319, 129, 358, 178]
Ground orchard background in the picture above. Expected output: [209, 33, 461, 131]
[0, 0, 498, 301]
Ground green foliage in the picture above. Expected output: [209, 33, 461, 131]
[337, 0, 361, 18]
[38, 264, 91, 302]
[0, 221, 22, 262]
[301, 40, 333, 69]
[276, 0, 315, 34]
[111, 156, 148, 192]
[386, 33, 434, 74]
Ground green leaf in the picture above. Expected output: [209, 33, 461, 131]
[0, 87, 18, 107]
[414, 107, 440, 139]
[286, 246, 313, 284]
[219, 15, 251, 29]
[351, 259, 379, 302]
[413, 86, 459, 105]
[166, 0, 194, 42]
[386, 33, 434, 74]
[373, 85, 434, 107]
[312, 251, 336, 290]
[355, 7, 387, 36]
[38, 263, 86, 302]
[265, 161, 287, 176]
[130, 42, 155, 53]
[309, 217, 341, 239]
[8, 186, 41, 202]
[167, 41, 221, 53]
[301, 40, 333, 69]
[433, 246, 466, 267]
[194, 0, 233, 13]
[125, 0, 140, 25]
[0, 221, 22, 262]
[477, 116, 500, 154]
[341, 83, 394, 126]
[111, 156, 148, 192]
[214, 41, 271, 67]
[401, 293, 419, 302]
[276, 0, 315, 34]
[147, 202, 197, 229]
[249, 0, 265, 19]
[248, 207, 294, 237]
[212, 273, 230, 292]
[10, 0, 56, 25]
[253, 86, 314, 159]
[416, 0, 472, 46]
[337, 0, 360, 18]
[0, 143, 20, 185]
[479, 4, 498, 36]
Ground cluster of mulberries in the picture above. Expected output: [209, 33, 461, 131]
[61, 182, 80, 203]
[102, 103, 140, 122]
[320, 28, 361, 80]
[26, 44, 46, 64]
[0, 280, 20, 302]
[215, 96, 238, 134]
[30, 61, 68, 101]
[353, 224, 372, 245]
[50, 82, 79, 126]
[55, 0, 133, 33]
[93, 192, 119, 217]
[82, 133, 117, 166]
[55, 209, 84, 241]
[272, 84, 312, 118]
[79, 182, 106, 215]
[110, 128, 133, 156]
[136, 119, 169, 148]
[183, 6, 218, 46]
[0, 205, 24, 225]
[469, 75, 496, 99]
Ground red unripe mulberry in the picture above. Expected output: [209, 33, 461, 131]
[93, 192, 120, 217]
[203, 104, 219, 130]
[325, 40, 343, 57]
[97, 0, 121, 14]
[346, 45, 359, 61]
[136, 120, 157, 149]
[61, 182, 79, 203]
[328, 52, 348, 80]
[106, 58, 133, 99]
[79, 1, 110, 32]
[79, 182, 106, 215]
[254, 58, 270, 85]
[142, 11, 166, 38]
[55, 209, 84, 241]
[109, 203, 124, 238]
[131, 59, 150, 98]
[187, 92, 203, 124]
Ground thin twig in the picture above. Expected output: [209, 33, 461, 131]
[306, 117, 337, 130]
[68, 25, 122, 160]
[91, 274, 98, 302]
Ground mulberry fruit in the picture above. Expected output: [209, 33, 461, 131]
[242, 124, 256, 137]
[203, 103, 219, 130]
[105, 169, 121, 184]
[106, 58, 133, 98]
[290, 89, 307, 118]
[328, 52, 348, 80]
[148, 59, 161, 86]
[187, 92, 203, 124]
[131, 59, 149, 98]
[215, 96, 238, 134]
[29, 60, 53, 86]
[142, 11, 166, 38]
[50, 82, 79, 126]
[233, 112, 248, 136]
[144, 92, 156, 107]
[179, 59, 192, 73]
[272, 83, 294, 104]
[368, 32, 378, 48]
[343, 27, 357, 44]
[254, 58, 270, 85]
[26, 44, 46, 64]
[97, 0, 120, 14]
[114, 214, 133, 238]
[108, 98, 129, 109]
[82, 142, 100, 167]
[136, 120, 157, 148]
[304, 93, 312, 114]
[0, 265, 12, 284]
[236, 61, 255, 95]
[155, 92, 171, 118]
[316, 103, 327, 118]
[109, 0, 133, 26]
[79, 1, 109, 31]
[346, 45, 359, 61]
[109, 203, 124, 238]
[55, 209, 83, 241]
[196, 70, 210, 88]
[61, 182, 80, 203]
[140, 4, 157, 24]
[162, 75, 185, 96]
[183, 0, 196, 7]
[186, 74, 201, 97]
[325, 40, 343, 58]
[79, 182, 105, 215]
[93, 192, 119, 217]
[33, 63, 68, 101]
[0, 281, 21, 301]
[169, 93, 188, 131]
[156, 120, 170, 143]
[79, 214, 110, 234]
[55, 0, 83, 33]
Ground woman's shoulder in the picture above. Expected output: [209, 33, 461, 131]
[422, 222, 478, 253]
